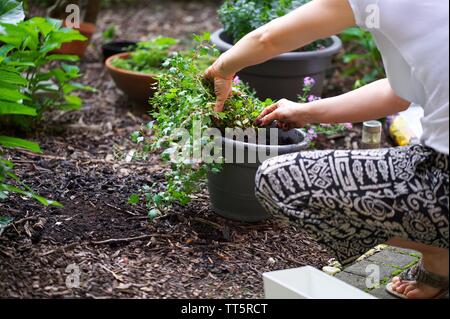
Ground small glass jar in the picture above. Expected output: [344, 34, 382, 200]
[362, 120, 382, 149]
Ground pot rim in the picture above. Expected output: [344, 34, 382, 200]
[61, 20, 96, 34]
[221, 128, 309, 154]
[105, 52, 159, 78]
[211, 29, 342, 61]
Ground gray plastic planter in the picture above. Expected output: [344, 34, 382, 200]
[208, 128, 309, 223]
[211, 29, 342, 100]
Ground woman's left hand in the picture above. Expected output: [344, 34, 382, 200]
[254, 99, 312, 130]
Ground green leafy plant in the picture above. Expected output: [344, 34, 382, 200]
[131, 33, 272, 216]
[102, 25, 117, 41]
[298, 77, 353, 148]
[0, 16, 94, 121]
[218, 0, 329, 50]
[1, 49, 62, 208]
[110, 36, 178, 75]
[298, 77, 352, 147]
[1, 2, 76, 220]
[340, 27, 385, 88]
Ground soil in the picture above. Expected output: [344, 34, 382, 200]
[0, 0, 393, 299]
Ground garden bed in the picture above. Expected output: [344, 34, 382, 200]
[0, 0, 393, 298]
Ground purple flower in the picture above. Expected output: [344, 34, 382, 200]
[233, 76, 241, 85]
[306, 128, 318, 141]
[344, 123, 353, 130]
[303, 77, 316, 87]
[308, 95, 321, 103]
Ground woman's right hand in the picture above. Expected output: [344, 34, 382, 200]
[204, 61, 235, 112]
[254, 99, 313, 130]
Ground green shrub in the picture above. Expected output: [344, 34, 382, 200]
[340, 27, 385, 88]
[0, 16, 94, 120]
[0, 46, 62, 208]
[131, 33, 273, 216]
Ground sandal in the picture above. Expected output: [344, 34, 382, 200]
[386, 261, 449, 299]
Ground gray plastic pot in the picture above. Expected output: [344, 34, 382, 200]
[211, 29, 342, 100]
[207, 128, 309, 223]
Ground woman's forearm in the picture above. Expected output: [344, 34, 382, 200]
[305, 79, 411, 124]
[216, 0, 356, 77]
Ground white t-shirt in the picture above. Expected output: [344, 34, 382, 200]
[347, 0, 449, 155]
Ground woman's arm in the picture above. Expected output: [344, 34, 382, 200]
[255, 79, 411, 128]
[216, 0, 356, 77]
[205, 0, 356, 111]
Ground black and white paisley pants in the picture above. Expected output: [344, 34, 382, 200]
[255, 144, 449, 265]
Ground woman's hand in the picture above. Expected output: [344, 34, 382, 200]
[254, 99, 312, 130]
[204, 61, 235, 112]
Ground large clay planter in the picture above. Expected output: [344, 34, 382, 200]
[55, 22, 96, 57]
[105, 52, 158, 105]
[211, 29, 342, 101]
[208, 128, 308, 222]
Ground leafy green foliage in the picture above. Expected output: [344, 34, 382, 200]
[0, 16, 93, 119]
[298, 79, 350, 148]
[0, 55, 62, 208]
[340, 27, 385, 88]
[102, 25, 117, 41]
[0, 4, 75, 209]
[0, 0, 24, 25]
[132, 34, 272, 214]
[110, 36, 178, 75]
[218, 0, 328, 50]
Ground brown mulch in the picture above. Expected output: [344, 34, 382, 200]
[0, 0, 392, 299]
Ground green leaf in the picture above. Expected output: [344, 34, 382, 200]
[0, 69, 27, 85]
[0, 136, 41, 153]
[0, 216, 13, 236]
[0, 87, 29, 102]
[0, 0, 24, 25]
[148, 209, 159, 220]
[0, 184, 62, 207]
[0, 101, 37, 116]
[47, 54, 80, 62]
[128, 194, 140, 205]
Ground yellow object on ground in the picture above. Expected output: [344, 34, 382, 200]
[388, 115, 418, 146]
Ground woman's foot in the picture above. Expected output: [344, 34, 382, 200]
[390, 250, 449, 299]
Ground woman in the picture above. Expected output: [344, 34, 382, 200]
[205, 0, 449, 299]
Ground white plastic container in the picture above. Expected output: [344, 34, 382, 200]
[263, 266, 376, 299]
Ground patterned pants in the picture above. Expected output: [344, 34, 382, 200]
[255, 145, 449, 265]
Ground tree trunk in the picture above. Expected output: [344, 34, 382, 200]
[82, 0, 101, 24]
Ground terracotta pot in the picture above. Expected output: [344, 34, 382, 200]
[55, 22, 96, 57]
[105, 52, 158, 105]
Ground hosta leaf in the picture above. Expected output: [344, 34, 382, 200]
[0, 101, 37, 116]
[0, 69, 27, 85]
[0, 87, 29, 102]
[0, 0, 24, 25]
[47, 54, 79, 62]
[0, 136, 41, 153]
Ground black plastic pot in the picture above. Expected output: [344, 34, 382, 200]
[207, 128, 308, 223]
[102, 41, 137, 61]
[211, 29, 342, 100]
